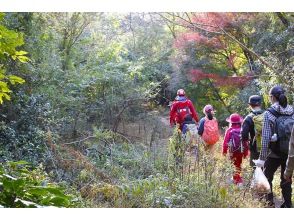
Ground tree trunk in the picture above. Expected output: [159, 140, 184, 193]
[276, 12, 289, 28]
[243, 49, 256, 72]
[207, 79, 232, 114]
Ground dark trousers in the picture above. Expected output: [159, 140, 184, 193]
[264, 157, 292, 208]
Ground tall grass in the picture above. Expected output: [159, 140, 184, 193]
[67, 128, 266, 207]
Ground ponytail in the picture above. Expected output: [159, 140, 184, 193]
[270, 85, 288, 108]
[207, 111, 213, 120]
[277, 94, 288, 108]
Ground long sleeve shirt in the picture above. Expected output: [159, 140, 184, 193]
[259, 103, 294, 161]
[198, 117, 206, 136]
[285, 126, 294, 177]
[223, 124, 248, 155]
[241, 110, 263, 153]
[170, 98, 199, 126]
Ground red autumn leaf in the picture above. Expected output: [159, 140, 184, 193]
[188, 69, 254, 88]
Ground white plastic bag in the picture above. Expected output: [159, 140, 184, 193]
[251, 167, 271, 193]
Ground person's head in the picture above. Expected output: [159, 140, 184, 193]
[269, 85, 288, 108]
[248, 95, 262, 110]
[203, 104, 214, 120]
[177, 89, 185, 97]
[226, 113, 243, 127]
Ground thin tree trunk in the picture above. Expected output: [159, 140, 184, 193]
[207, 79, 232, 114]
[275, 12, 289, 28]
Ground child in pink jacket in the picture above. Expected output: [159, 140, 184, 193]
[223, 113, 248, 185]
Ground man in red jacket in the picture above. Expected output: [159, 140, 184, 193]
[170, 89, 199, 131]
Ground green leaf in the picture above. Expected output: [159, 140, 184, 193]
[219, 187, 227, 200]
[8, 75, 25, 85]
[28, 186, 66, 197]
[0, 81, 11, 93]
[14, 50, 28, 56]
[8, 161, 30, 167]
[16, 55, 30, 63]
[48, 196, 70, 207]
[0, 92, 11, 104]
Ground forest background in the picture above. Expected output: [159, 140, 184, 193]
[0, 11, 293, 208]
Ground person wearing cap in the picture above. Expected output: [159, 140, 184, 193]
[254, 85, 293, 208]
[198, 105, 220, 151]
[241, 95, 264, 167]
[170, 89, 199, 131]
[223, 113, 248, 185]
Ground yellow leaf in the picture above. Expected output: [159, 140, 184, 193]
[15, 50, 28, 56]
[0, 92, 11, 104]
[0, 81, 12, 93]
[17, 55, 30, 63]
[8, 75, 25, 85]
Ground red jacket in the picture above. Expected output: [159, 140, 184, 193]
[223, 124, 248, 156]
[170, 97, 199, 126]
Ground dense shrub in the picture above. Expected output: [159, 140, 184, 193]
[0, 161, 74, 207]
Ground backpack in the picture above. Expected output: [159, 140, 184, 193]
[228, 128, 242, 153]
[268, 107, 294, 155]
[249, 112, 264, 152]
[202, 118, 220, 145]
[176, 104, 192, 122]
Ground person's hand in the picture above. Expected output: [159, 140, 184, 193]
[253, 159, 265, 168]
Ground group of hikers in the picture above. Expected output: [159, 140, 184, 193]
[169, 86, 294, 208]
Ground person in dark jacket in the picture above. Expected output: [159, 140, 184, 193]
[241, 95, 264, 167]
[254, 85, 293, 208]
[284, 126, 294, 181]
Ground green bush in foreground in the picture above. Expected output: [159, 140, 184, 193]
[0, 161, 73, 208]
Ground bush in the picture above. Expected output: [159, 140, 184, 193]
[0, 161, 74, 207]
[73, 129, 266, 208]
[0, 93, 52, 165]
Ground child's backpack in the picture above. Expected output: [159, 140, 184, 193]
[202, 118, 220, 145]
[268, 107, 294, 155]
[249, 112, 264, 152]
[228, 128, 242, 153]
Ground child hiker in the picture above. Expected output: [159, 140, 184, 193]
[198, 105, 220, 152]
[223, 113, 248, 185]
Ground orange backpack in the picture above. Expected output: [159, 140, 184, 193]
[202, 118, 220, 145]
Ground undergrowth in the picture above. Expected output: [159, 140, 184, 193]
[48, 127, 267, 208]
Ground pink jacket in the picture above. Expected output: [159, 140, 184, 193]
[222, 124, 248, 156]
